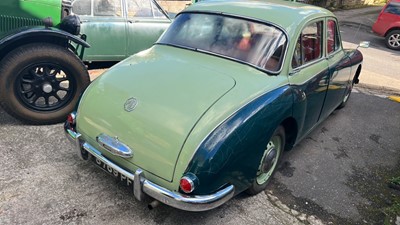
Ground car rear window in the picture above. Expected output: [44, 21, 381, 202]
[384, 2, 400, 16]
[158, 13, 287, 73]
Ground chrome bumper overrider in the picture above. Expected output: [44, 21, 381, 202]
[64, 123, 235, 211]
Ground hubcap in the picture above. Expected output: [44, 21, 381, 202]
[261, 147, 277, 173]
[256, 136, 282, 185]
[388, 33, 400, 48]
[42, 83, 53, 93]
[343, 86, 352, 103]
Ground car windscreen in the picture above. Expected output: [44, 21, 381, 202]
[157, 12, 287, 73]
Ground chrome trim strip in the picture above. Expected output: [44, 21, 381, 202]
[64, 126, 235, 211]
[143, 180, 235, 212]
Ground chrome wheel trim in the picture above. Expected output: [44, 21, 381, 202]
[256, 136, 282, 185]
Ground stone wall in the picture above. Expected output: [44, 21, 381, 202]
[301, 0, 386, 8]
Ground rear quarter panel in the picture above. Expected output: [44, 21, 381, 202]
[181, 86, 293, 195]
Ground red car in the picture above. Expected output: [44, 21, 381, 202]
[372, 0, 400, 50]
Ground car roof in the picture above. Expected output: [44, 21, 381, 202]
[184, 0, 335, 35]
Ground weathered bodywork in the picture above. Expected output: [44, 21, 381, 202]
[71, 0, 171, 62]
[65, 0, 364, 211]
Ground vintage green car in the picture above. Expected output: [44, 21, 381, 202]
[0, 0, 90, 124]
[65, 0, 365, 211]
[71, 0, 171, 62]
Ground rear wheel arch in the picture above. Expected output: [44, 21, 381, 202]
[0, 35, 71, 62]
[353, 65, 362, 84]
[384, 27, 400, 37]
[281, 117, 298, 151]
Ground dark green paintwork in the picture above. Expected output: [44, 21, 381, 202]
[185, 86, 293, 195]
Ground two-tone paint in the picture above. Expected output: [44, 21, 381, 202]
[67, 0, 364, 210]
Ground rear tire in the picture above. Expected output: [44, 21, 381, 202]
[385, 30, 400, 50]
[337, 82, 353, 109]
[246, 126, 285, 195]
[0, 43, 90, 124]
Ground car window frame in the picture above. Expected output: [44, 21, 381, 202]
[72, 0, 126, 18]
[326, 17, 342, 56]
[291, 18, 325, 71]
[384, 2, 400, 16]
[157, 11, 289, 75]
[125, 0, 170, 19]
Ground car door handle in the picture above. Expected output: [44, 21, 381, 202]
[289, 68, 301, 76]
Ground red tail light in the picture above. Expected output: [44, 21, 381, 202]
[67, 112, 76, 125]
[180, 175, 196, 194]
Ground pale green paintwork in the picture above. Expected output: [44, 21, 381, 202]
[76, 0, 343, 192]
[77, 45, 288, 191]
[79, 17, 170, 61]
[72, 0, 171, 62]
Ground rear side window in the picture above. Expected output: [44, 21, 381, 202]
[292, 21, 323, 68]
[127, 0, 166, 18]
[384, 2, 400, 16]
[72, 0, 92, 15]
[327, 20, 340, 54]
[73, 0, 123, 17]
[93, 0, 123, 17]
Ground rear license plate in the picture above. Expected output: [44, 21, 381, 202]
[91, 156, 134, 188]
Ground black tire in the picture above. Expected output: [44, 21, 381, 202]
[385, 30, 400, 50]
[0, 43, 90, 124]
[246, 125, 285, 195]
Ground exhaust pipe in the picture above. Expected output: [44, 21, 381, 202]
[148, 200, 160, 210]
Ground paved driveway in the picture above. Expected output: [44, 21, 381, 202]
[1, 89, 399, 225]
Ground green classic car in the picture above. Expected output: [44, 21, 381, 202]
[71, 0, 171, 62]
[65, 0, 366, 211]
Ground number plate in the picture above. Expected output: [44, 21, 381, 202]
[92, 156, 134, 188]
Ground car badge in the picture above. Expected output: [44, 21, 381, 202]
[124, 97, 138, 112]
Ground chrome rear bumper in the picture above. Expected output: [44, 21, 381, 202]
[64, 122, 235, 211]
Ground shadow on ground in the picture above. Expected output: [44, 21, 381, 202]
[270, 91, 400, 224]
